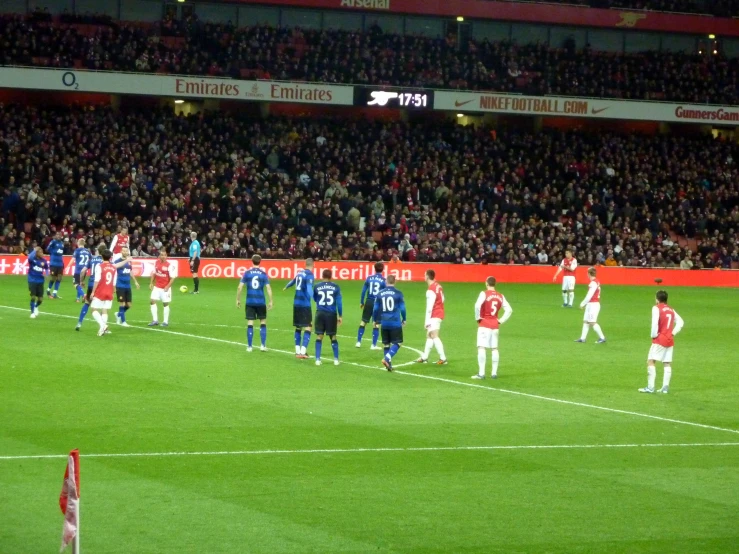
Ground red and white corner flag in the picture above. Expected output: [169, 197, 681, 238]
[59, 449, 80, 553]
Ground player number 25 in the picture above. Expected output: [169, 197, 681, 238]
[318, 290, 334, 306]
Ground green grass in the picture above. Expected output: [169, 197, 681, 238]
[0, 275, 737, 553]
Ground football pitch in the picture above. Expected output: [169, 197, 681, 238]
[1, 275, 737, 553]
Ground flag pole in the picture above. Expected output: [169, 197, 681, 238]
[73, 496, 80, 554]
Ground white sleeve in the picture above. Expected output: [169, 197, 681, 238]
[474, 292, 485, 320]
[168, 262, 178, 279]
[112, 271, 118, 287]
[109, 234, 118, 252]
[651, 306, 660, 339]
[425, 290, 435, 324]
[673, 311, 684, 336]
[94, 264, 102, 282]
[579, 282, 596, 308]
[498, 296, 513, 325]
[571, 259, 578, 270]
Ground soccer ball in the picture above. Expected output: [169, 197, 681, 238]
[179, 285, 189, 293]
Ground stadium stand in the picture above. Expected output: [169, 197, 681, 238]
[1, 105, 737, 269]
[1, 15, 738, 105]
[504, 0, 738, 17]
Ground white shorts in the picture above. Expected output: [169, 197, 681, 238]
[426, 318, 443, 332]
[648, 344, 673, 363]
[583, 303, 600, 323]
[150, 287, 172, 303]
[477, 327, 499, 349]
[562, 275, 576, 291]
[90, 298, 112, 310]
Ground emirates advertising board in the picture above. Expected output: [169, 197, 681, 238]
[0, 67, 354, 105]
[1, 256, 736, 287]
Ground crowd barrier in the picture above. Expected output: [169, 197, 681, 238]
[1, 256, 737, 287]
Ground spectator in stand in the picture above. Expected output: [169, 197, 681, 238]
[1, 104, 736, 268]
[1, 15, 738, 105]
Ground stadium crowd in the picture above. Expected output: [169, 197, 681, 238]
[1, 14, 738, 105]
[505, 0, 738, 17]
[1, 104, 737, 270]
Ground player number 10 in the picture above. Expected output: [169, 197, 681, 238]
[382, 296, 395, 312]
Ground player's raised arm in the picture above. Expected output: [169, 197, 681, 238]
[499, 296, 513, 325]
[284, 277, 296, 291]
[672, 311, 685, 335]
[474, 291, 485, 321]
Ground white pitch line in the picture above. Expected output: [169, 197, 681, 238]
[0, 305, 422, 372]
[1, 442, 738, 461]
[3, 305, 738, 436]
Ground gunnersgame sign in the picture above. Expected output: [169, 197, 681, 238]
[0, 67, 355, 106]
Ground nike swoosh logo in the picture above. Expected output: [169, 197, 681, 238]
[591, 107, 609, 115]
[455, 99, 474, 107]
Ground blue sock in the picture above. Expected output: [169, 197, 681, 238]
[247, 325, 254, 347]
[357, 326, 365, 342]
[76, 285, 84, 299]
[302, 330, 311, 349]
[315, 339, 323, 360]
[388, 343, 400, 360]
[30, 300, 35, 314]
[53, 280, 61, 293]
[294, 329, 301, 347]
[78, 303, 89, 323]
[260, 324, 267, 347]
[372, 328, 379, 346]
[331, 340, 339, 360]
[120, 307, 128, 323]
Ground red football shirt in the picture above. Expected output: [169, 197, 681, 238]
[653, 303, 677, 347]
[153, 259, 172, 289]
[111, 233, 129, 255]
[428, 282, 445, 319]
[478, 291, 506, 330]
[561, 257, 577, 274]
[93, 262, 117, 301]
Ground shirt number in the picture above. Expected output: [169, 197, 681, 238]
[251, 276, 260, 289]
[382, 296, 395, 312]
[318, 290, 334, 306]
[489, 300, 498, 316]
[296, 276, 303, 290]
[665, 313, 672, 328]
[105, 272, 113, 285]
[370, 282, 380, 296]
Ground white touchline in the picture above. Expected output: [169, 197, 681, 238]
[1, 442, 738, 461]
[2, 305, 738, 436]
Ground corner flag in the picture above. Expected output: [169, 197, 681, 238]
[59, 449, 80, 553]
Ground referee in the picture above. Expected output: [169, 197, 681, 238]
[189, 232, 201, 294]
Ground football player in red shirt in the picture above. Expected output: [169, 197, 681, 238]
[149, 249, 176, 327]
[575, 267, 606, 344]
[110, 226, 129, 255]
[472, 276, 513, 379]
[416, 269, 447, 365]
[89, 250, 117, 337]
[640, 290, 684, 394]
[552, 250, 577, 307]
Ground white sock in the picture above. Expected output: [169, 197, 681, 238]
[477, 349, 486, 376]
[491, 350, 500, 376]
[580, 324, 589, 341]
[300, 346, 307, 356]
[433, 337, 446, 360]
[568, 292, 574, 306]
[150, 304, 158, 322]
[647, 365, 656, 390]
[593, 324, 605, 340]
[102, 313, 108, 326]
[92, 311, 103, 329]
[663, 366, 672, 388]
[562, 292, 568, 304]
[163, 306, 170, 324]
[423, 338, 433, 359]
[296, 345, 301, 354]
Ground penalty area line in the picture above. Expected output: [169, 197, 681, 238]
[2, 305, 738, 437]
[1, 442, 738, 461]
